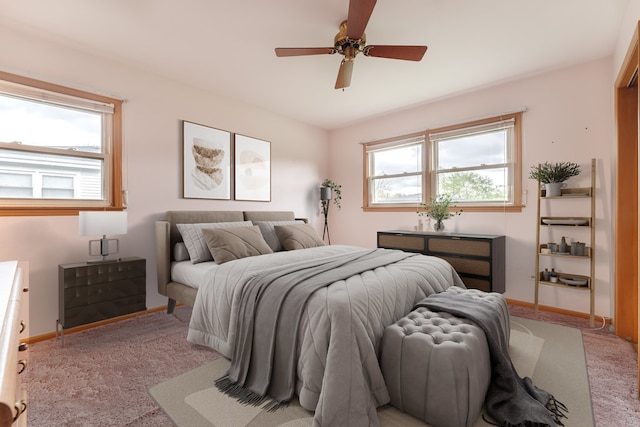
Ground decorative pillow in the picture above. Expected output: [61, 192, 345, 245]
[274, 223, 325, 251]
[176, 221, 252, 263]
[253, 220, 304, 252]
[173, 242, 190, 262]
[202, 226, 273, 264]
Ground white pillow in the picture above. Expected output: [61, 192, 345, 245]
[253, 220, 304, 252]
[177, 221, 252, 263]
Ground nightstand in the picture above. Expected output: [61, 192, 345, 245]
[57, 257, 146, 345]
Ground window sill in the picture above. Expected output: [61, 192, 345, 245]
[0, 206, 125, 217]
[362, 205, 524, 213]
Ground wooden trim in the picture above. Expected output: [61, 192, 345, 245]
[507, 298, 612, 326]
[614, 20, 640, 397]
[0, 71, 124, 216]
[614, 26, 639, 343]
[21, 306, 170, 344]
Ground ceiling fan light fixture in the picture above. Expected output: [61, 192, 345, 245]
[273, 0, 427, 89]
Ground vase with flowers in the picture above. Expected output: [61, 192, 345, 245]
[417, 194, 462, 232]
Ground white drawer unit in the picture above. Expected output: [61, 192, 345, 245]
[0, 261, 28, 426]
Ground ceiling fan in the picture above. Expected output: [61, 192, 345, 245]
[274, 0, 427, 90]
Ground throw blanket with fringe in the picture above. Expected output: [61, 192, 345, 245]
[414, 292, 568, 427]
[216, 248, 414, 409]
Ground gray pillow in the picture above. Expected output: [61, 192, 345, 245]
[202, 226, 273, 264]
[173, 242, 190, 262]
[176, 221, 252, 263]
[274, 223, 325, 251]
[253, 220, 303, 251]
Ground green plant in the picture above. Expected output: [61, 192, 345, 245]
[529, 162, 580, 183]
[321, 179, 342, 210]
[417, 194, 462, 222]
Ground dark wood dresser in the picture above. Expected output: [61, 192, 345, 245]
[377, 231, 505, 293]
[57, 257, 146, 344]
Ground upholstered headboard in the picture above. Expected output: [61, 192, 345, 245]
[165, 210, 245, 250]
[155, 210, 303, 311]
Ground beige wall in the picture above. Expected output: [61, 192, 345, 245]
[327, 57, 614, 318]
[0, 24, 329, 337]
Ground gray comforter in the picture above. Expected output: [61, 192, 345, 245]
[188, 245, 464, 426]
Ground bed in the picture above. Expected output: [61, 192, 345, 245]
[154, 210, 465, 426]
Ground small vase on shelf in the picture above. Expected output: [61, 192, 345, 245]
[559, 236, 568, 253]
[433, 220, 445, 232]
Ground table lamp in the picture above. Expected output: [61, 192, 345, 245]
[79, 211, 128, 262]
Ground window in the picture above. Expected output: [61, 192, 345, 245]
[363, 112, 522, 212]
[366, 133, 424, 205]
[0, 71, 123, 215]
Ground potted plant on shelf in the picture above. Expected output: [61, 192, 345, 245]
[417, 194, 462, 232]
[529, 161, 581, 197]
[320, 179, 341, 244]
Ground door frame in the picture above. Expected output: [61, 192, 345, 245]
[614, 21, 639, 394]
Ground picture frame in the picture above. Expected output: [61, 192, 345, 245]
[234, 134, 271, 201]
[182, 121, 232, 200]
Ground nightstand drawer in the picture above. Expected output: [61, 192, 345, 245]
[61, 259, 145, 289]
[64, 276, 145, 308]
[63, 295, 146, 329]
[428, 238, 491, 257]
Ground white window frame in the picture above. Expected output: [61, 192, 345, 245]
[0, 71, 124, 216]
[363, 112, 523, 213]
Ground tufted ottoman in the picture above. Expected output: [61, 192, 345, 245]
[380, 288, 510, 427]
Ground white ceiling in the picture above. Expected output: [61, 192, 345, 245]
[0, 0, 629, 130]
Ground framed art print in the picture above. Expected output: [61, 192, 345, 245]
[234, 134, 271, 201]
[183, 121, 232, 200]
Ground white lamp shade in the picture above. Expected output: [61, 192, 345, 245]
[79, 211, 128, 236]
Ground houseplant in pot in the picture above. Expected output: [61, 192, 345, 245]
[417, 193, 462, 231]
[529, 161, 581, 197]
[320, 179, 341, 244]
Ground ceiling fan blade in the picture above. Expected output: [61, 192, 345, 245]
[335, 59, 354, 89]
[275, 47, 335, 57]
[364, 45, 428, 61]
[347, 0, 377, 40]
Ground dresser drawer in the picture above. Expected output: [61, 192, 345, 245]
[460, 277, 491, 293]
[439, 256, 491, 276]
[428, 238, 491, 257]
[378, 234, 425, 251]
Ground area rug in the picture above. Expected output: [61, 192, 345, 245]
[149, 317, 594, 427]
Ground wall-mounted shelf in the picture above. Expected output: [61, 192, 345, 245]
[534, 159, 596, 327]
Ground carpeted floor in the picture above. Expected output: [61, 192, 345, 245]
[508, 305, 640, 426]
[149, 316, 592, 426]
[24, 304, 639, 426]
